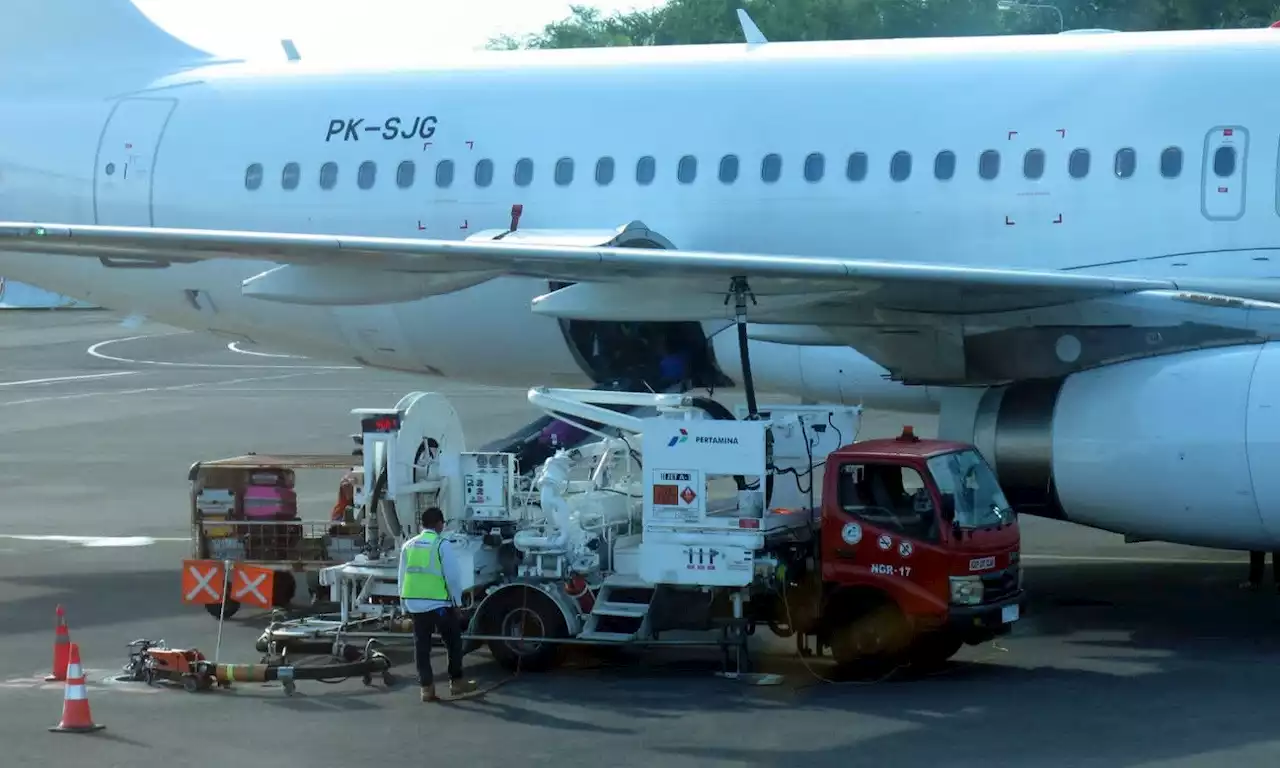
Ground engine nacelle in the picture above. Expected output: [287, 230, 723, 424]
[939, 342, 1280, 549]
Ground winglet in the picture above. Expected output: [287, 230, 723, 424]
[281, 39, 301, 61]
[736, 9, 768, 44]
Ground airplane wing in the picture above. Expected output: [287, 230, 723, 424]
[0, 221, 1170, 314]
[2, 221, 1273, 385]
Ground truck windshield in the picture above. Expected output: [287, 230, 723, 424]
[926, 449, 1013, 529]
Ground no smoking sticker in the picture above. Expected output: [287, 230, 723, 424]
[877, 534, 892, 550]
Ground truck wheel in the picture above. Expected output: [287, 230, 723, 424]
[205, 599, 240, 620]
[272, 573, 297, 607]
[907, 631, 964, 672]
[484, 587, 568, 673]
[827, 601, 911, 679]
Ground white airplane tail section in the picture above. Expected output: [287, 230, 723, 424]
[0, 0, 217, 73]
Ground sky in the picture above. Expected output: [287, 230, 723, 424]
[134, 0, 668, 59]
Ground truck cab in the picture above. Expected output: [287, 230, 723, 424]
[783, 426, 1024, 675]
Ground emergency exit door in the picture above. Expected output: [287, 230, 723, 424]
[93, 97, 178, 226]
[1201, 126, 1248, 222]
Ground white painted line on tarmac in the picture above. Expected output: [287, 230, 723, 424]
[227, 341, 308, 360]
[87, 334, 359, 370]
[1024, 553, 1246, 564]
[0, 371, 138, 387]
[0, 535, 189, 547]
[0, 371, 325, 406]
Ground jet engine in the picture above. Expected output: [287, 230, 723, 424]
[938, 342, 1280, 549]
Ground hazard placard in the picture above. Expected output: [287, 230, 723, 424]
[650, 468, 704, 523]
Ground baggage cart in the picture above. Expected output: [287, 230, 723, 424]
[185, 454, 366, 620]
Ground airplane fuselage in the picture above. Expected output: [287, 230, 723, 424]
[2, 29, 1276, 398]
[7, 23, 1280, 550]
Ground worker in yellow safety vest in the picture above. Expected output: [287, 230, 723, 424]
[399, 506, 478, 701]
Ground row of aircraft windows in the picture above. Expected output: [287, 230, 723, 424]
[243, 145, 1240, 192]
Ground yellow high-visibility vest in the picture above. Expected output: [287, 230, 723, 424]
[400, 530, 449, 601]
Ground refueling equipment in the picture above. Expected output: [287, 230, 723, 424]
[259, 384, 1024, 676]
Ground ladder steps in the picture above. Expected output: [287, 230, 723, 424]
[603, 574, 654, 589]
[578, 630, 635, 643]
[591, 601, 649, 618]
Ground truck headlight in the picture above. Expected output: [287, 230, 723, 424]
[949, 576, 983, 606]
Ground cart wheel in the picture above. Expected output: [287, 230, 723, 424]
[182, 675, 199, 693]
[381, 670, 395, 688]
[205, 599, 240, 620]
[272, 572, 297, 608]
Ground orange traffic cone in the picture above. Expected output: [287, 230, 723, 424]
[49, 643, 104, 734]
[44, 605, 71, 682]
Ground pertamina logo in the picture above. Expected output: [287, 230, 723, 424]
[668, 428, 740, 447]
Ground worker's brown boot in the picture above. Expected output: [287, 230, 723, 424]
[420, 684, 438, 702]
[450, 678, 478, 696]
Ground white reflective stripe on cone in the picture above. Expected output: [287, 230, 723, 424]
[65, 684, 87, 701]
[65, 663, 82, 679]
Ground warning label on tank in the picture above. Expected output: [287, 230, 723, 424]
[650, 468, 703, 523]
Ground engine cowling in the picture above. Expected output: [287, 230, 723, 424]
[938, 342, 1280, 549]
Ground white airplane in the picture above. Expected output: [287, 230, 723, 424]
[3, 1, 1280, 552]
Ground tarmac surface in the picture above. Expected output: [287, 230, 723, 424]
[3, 310, 1280, 767]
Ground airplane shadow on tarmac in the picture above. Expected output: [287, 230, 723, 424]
[0, 570, 185, 635]
[436, 561, 1280, 765]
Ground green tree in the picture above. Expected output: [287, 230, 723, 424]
[487, 0, 1280, 50]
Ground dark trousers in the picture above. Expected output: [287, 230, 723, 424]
[1247, 551, 1280, 585]
[410, 606, 463, 686]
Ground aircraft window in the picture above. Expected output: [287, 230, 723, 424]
[719, 154, 739, 183]
[281, 162, 300, 191]
[978, 150, 1000, 180]
[244, 163, 263, 191]
[890, 151, 911, 182]
[474, 159, 494, 187]
[357, 161, 377, 190]
[846, 152, 868, 182]
[677, 155, 697, 184]
[761, 153, 782, 183]
[803, 152, 825, 182]
[636, 156, 656, 185]
[555, 157, 574, 186]
[435, 159, 454, 188]
[1023, 149, 1045, 180]
[319, 161, 338, 190]
[934, 151, 955, 180]
[396, 160, 415, 189]
[1214, 146, 1236, 177]
[595, 157, 614, 185]
[514, 158, 534, 187]
[1114, 148, 1136, 178]
[1069, 148, 1090, 178]
[1160, 147, 1182, 178]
